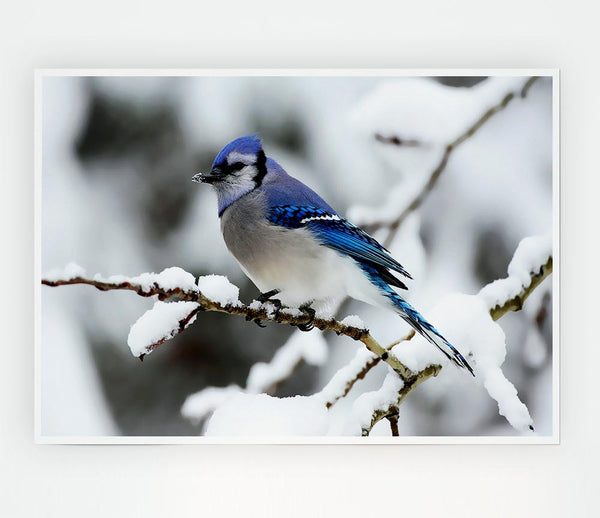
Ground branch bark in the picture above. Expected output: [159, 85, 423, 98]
[363, 364, 441, 436]
[330, 251, 552, 435]
[43, 247, 552, 433]
[489, 256, 553, 321]
[42, 275, 417, 379]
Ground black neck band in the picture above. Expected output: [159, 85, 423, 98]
[253, 150, 267, 187]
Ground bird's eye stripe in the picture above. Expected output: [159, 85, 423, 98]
[229, 161, 246, 171]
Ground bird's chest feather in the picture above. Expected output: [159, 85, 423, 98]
[219, 193, 354, 306]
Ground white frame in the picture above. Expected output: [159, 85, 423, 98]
[34, 68, 560, 445]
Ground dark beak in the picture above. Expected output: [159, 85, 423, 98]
[192, 167, 222, 184]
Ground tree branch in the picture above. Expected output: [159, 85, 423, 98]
[489, 256, 553, 321]
[365, 76, 540, 248]
[387, 414, 400, 436]
[324, 330, 415, 409]
[332, 249, 552, 435]
[363, 364, 441, 436]
[42, 274, 416, 379]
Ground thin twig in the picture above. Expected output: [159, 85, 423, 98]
[325, 330, 415, 408]
[344, 253, 552, 435]
[387, 414, 400, 436]
[489, 256, 553, 321]
[42, 275, 416, 379]
[368, 76, 541, 248]
[141, 305, 203, 360]
[374, 134, 422, 147]
[364, 364, 442, 434]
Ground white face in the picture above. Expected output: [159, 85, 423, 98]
[220, 152, 258, 187]
[213, 151, 261, 209]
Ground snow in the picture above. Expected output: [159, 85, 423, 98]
[478, 234, 552, 310]
[339, 314, 367, 329]
[507, 234, 553, 283]
[197, 274, 241, 306]
[482, 367, 533, 432]
[205, 393, 330, 436]
[137, 267, 198, 292]
[351, 372, 404, 431]
[523, 328, 548, 368]
[181, 385, 243, 423]
[181, 330, 329, 424]
[246, 330, 328, 393]
[248, 300, 263, 311]
[44, 265, 200, 295]
[279, 306, 303, 318]
[96, 267, 199, 293]
[393, 293, 533, 432]
[127, 301, 200, 357]
[41, 75, 553, 438]
[41, 301, 117, 435]
[348, 174, 431, 227]
[349, 77, 525, 145]
[317, 347, 378, 404]
[43, 262, 86, 282]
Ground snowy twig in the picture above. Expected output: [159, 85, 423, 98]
[324, 330, 415, 408]
[42, 271, 415, 379]
[336, 254, 551, 411]
[43, 234, 551, 435]
[489, 256, 553, 321]
[366, 76, 540, 247]
[41, 275, 197, 302]
[362, 364, 441, 436]
[347, 246, 553, 435]
[246, 330, 328, 394]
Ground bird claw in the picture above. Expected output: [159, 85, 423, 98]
[297, 304, 315, 332]
[297, 322, 314, 332]
[253, 318, 266, 328]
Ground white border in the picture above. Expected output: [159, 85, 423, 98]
[34, 68, 560, 445]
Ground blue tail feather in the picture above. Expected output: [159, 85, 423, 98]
[358, 262, 474, 376]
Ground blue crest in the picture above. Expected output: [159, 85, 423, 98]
[212, 134, 263, 169]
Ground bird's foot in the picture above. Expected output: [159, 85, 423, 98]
[249, 290, 285, 328]
[245, 313, 267, 328]
[297, 303, 316, 332]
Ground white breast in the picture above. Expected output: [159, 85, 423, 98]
[220, 191, 389, 311]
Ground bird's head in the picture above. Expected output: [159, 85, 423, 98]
[193, 134, 268, 194]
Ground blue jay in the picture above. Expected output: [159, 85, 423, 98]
[192, 134, 473, 375]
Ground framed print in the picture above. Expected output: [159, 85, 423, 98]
[36, 69, 558, 443]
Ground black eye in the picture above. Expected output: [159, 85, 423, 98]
[229, 161, 246, 172]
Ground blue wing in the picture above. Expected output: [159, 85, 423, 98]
[267, 205, 412, 280]
[267, 204, 474, 374]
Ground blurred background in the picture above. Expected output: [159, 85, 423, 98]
[40, 74, 553, 437]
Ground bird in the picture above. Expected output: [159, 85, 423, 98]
[192, 134, 474, 375]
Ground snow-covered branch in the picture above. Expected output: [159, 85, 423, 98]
[356, 236, 552, 435]
[363, 76, 540, 247]
[334, 234, 552, 435]
[360, 365, 441, 436]
[326, 250, 552, 417]
[42, 265, 414, 379]
[321, 330, 415, 409]
[488, 257, 552, 321]
[42, 230, 552, 437]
